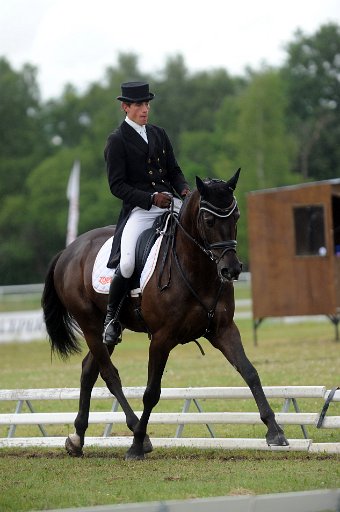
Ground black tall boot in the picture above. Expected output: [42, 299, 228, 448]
[103, 267, 130, 345]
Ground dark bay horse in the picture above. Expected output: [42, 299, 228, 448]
[42, 169, 288, 459]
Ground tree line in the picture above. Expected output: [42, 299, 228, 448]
[1, 23, 339, 284]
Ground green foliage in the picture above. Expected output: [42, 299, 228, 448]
[0, 58, 48, 198]
[282, 23, 340, 179]
[212, 70, 299, 260]
[1, 23, 340, 283]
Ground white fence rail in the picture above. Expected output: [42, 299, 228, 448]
[0, 386, 339, 453]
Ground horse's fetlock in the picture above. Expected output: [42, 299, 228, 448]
[135, 430, 145, 442]
[74, 418, 88, 435]
[260, 410, 275, 426]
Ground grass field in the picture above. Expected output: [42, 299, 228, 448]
[0, 287, 339, 510]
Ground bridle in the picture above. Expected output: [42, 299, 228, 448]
[157, 192, 239, 338]
[168, 194, 238, 264]
[197, 196, 238, 263]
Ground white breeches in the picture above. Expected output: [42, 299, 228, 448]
[120, 197, 182, 278]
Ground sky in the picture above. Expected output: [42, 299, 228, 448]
[1, 0, 339, 101]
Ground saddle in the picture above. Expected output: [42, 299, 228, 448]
[130, 211, 171, 290]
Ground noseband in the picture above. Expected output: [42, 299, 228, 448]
[197, 197, 238, 263]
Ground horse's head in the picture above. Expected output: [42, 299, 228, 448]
[195, 168, 243, 283]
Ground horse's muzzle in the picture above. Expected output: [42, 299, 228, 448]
[218, 259, 243, 283]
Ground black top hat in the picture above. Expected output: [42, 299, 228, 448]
[117, 82, 155, 102]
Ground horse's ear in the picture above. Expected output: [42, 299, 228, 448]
[226, 168, 241, 191]
[196, 176, 206, 196]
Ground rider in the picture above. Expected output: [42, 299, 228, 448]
[103, 81, 190, 345]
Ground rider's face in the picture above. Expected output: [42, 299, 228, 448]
[123, 101, 150, 126]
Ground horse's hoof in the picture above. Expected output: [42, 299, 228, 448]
[125, 441, 145, 461]
[125, 448, 145, 461]
[266, 431, 289, 446]
[65, 436, 83, 457]
[143, 434, 153, 454]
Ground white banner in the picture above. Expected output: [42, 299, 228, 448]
[66, 160, 80, 246]
[0, 310, 46, 343]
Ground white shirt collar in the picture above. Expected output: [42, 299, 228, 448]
[125, 115, 148, 142]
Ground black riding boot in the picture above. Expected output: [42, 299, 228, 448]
[103, 268, 130, 345]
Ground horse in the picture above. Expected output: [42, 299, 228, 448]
[41, 168, 288, 459]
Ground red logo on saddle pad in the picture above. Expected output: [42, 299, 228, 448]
[99, 276, 112, 285]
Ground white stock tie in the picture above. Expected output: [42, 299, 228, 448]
[140, 126, 148, 143]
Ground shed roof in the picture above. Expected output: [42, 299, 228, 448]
[247, 178, 340, 196]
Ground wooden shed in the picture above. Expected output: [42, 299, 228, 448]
[247, 179, 340, 342]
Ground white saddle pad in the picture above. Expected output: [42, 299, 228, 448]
[92, 234, 163, 295]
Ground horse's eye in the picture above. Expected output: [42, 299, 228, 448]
[204, 213, 215, 227]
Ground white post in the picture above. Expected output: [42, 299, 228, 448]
[66, 160, 80, 246]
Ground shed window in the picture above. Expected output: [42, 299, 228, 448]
[293, 205, 326, 256]
[332, 195, 340, 254]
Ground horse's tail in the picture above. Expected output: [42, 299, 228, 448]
[41, 251, 81, 359]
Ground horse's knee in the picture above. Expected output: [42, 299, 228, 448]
[143, 385, 161, 410]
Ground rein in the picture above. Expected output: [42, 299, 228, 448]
[172, 242, 225, 337]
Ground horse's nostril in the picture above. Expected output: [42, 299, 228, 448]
[221, 268, 231, 279]
[220, 264, 242, 282]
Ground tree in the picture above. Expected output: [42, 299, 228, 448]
[282, 23, 340, 180]
[213, 69, 299, 262]
[0, 58, 48, 199]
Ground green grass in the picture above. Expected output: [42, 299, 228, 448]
[0, 294, 42, 312]
[0, 306, 339, 510]
[0, 448, 337, 511]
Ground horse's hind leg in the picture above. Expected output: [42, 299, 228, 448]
[65, 351, 100, 457]
[209, 323, 288, 446]
[66, 344, 153, 457]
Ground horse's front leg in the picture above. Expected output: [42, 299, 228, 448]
[125, 338, 170, 460]
[208, 322, 289, 446]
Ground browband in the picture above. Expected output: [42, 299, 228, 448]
[200, 197, 238, 218]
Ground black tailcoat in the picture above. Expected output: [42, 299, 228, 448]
[105, 121, 189, 268]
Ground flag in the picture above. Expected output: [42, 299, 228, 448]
[66, 160, 80, 246]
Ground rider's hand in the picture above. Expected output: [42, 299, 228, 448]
[153, 192, 172, 209]
[181, 188, 191, 198]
